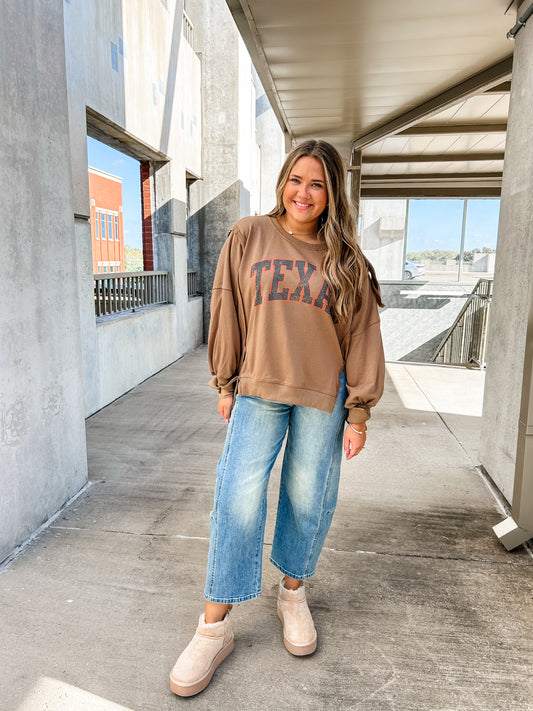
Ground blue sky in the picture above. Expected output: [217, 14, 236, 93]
[407, 198, 500, 254]
[87, 137, 143, 249]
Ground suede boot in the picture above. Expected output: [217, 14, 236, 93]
[277, 578, 317, 656]
[169, 610, 234, 697]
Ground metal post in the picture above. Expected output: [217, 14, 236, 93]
[349, 149, 362, 242]
[458, 198, 468, 282]
[401, 199, 411, 281]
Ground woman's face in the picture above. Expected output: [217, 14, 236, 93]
[282, 156, 328, 232]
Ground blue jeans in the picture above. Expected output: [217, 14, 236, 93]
[204, 373, 347, 604]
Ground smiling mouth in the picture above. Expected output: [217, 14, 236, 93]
[293, 201, 312, 209]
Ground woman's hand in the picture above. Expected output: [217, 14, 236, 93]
[218, 392, 235, 423]
[343, 422, 367, 460]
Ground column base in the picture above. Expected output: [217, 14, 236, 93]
[493, 516, 533, 551]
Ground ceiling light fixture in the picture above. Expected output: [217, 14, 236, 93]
[507, 1, 533, 38]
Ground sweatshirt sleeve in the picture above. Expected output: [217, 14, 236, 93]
[207, 227, 245, 393]
[342, 275, 385, 423]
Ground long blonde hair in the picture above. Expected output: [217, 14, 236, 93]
[269, 139, 383, 322]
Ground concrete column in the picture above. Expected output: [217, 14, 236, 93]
[0, 0, 88, 563]
[480, 1, 533, 548]
[493, 276, 533, 549]
[186, 0, 244, 333]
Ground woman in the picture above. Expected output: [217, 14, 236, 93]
[170, 139, 385, 696]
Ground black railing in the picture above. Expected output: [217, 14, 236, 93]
[431, 278, 493, 368]
[94, 271, 170, 317]
[187, 269, 200, 297]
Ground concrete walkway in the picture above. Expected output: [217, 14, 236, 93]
[1, 348, 532, 711]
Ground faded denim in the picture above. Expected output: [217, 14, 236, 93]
[204, 373, 346, 604]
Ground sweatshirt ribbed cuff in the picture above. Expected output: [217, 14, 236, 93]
[346, 407, 370, 424]
[208, 374, 238, 393]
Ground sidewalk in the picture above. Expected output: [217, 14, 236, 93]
[1, 347, 532, 711]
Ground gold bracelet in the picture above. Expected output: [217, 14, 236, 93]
[219, 392, 234, 399]
[349, 423, 365, 435]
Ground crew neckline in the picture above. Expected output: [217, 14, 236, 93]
[269, 215, 326, 251]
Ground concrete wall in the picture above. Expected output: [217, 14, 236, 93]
[92, 204, 203, 408]
[379, 283, 470, 362]
[0, 0, 88, 562]
[186, 0, 284, 332]
[479, 6, 533, 502]
[63, 0, 204, 415]
[185, 0, 241, 327]
[361, 200, 407, 281]
[0, 0, 286, 563]
[179, 32, 202, 179]
[255, 67, 285, 215]
[94, 300, 202, 407]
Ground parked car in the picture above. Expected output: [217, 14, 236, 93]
[404, 259, 425, 279]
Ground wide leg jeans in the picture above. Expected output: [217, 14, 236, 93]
[204, 374, 347, 604]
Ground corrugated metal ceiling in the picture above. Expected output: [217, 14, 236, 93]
[226, 0, 517, 196]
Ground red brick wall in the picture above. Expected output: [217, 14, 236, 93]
[140, 162, 154, 271]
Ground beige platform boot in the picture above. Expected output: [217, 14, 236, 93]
[277, 579, 317, 656]
[169, 609, 234, 696]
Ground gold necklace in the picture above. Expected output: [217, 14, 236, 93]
[281, 215, 318, 239]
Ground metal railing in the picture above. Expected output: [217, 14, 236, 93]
[94, 271, 170, 318]
[183, 11, 194, 45]
[431, 278, 493, 368]
[187, 269, 200, 297]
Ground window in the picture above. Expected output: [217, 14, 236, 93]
[114, 215, 119, 241]
[405, 200, 464, 282]
[361, 198, 500, 283]
[108, 214, 113, 241]
[95, 211, 100, 239]
[461, 199, 499, 282]
[100, 212, 106, 240]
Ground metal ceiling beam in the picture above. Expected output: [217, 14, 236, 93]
[361, 187, 502, 198]
[398, 123, 507, 135]
[484, 81, 512, 93]
[363, 172, 502, 182]
[225, 0, 294, 144]
[359, 152, 505, 165]
[362, 172, 502, 198]
[351, 56, 513, 152]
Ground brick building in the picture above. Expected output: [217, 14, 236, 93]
[88, 167, 125, 273]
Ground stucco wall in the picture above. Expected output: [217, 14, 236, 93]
[0, 0, 88, 563]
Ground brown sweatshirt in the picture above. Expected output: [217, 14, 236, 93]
[208, 215, 385, 423]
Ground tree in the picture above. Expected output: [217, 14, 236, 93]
[125, 246, 144, 271]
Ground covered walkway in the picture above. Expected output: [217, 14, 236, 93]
[1, 348, 531, 710]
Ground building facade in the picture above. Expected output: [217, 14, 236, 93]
[88, 167, 125, 274]
[0, 0, 284, 565]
